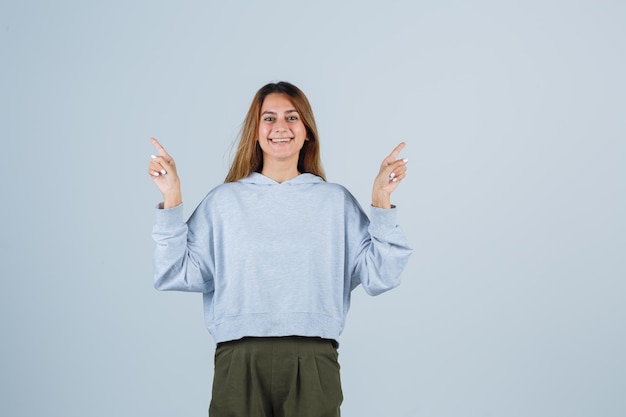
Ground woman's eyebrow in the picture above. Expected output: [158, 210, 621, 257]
[261, 109, 298, 115]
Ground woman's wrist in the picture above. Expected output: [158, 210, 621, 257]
[163, 191, 183, 209]
[371, 192, 391, 209]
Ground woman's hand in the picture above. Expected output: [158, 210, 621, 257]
[372, 142, 408, 209]
[147, 137, 182, 209]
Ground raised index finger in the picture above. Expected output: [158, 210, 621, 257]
[150, 137, 172, 160]
[388, 142, 406, 159]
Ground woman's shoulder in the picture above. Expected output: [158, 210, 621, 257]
[207, 180, 250, 199]
[316, 178, 351, 193]
[319, 181, 350, 194]
[195, 181, 241, 205]
[314, 181, 360, 205]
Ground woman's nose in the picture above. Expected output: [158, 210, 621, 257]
[273, 120, 288, 132]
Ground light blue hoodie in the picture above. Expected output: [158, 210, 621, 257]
[152, 173, 412, 344]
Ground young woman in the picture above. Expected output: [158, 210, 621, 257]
[148, 81, 412, 417]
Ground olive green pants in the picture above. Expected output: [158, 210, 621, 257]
[209, 337, 343, 417]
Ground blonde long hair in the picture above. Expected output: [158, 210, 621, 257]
[225, 82, 326, 183]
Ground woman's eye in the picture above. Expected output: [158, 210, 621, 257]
[264, 117, 274, 122]
[288, 116, 298, 121]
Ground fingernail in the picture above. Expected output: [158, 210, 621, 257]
[160, 169, 167, 175]
[151, 155, 157, 159]
[153, 172, 160, 177]
[392, 178, 398, 182]
[402, 158, 409, 164]
[389, 172, 396, 179]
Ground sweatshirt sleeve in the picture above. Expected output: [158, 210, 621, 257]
[151, 203, 215, 293]
[349, 203, 413, 296]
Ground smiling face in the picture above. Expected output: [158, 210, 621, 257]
[257, 93, 308, 172]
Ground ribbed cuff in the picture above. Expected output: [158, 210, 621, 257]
[154, 202, 184, 229]
[369, 205, 398, 233]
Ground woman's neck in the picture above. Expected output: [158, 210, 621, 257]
[261, 163, 300, 184]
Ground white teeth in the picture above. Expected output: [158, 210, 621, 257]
[271, 138, 291, 143]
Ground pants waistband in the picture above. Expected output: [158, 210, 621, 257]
[217, 336, 338, 349]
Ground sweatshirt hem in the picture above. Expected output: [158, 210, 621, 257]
[207, 312, 345, 345]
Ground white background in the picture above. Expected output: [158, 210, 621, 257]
[1, 1, 624, 416]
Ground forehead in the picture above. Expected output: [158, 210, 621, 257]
[260, 93, 296, 112]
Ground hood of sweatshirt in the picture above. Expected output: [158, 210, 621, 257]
[238, 172, 324, 185]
